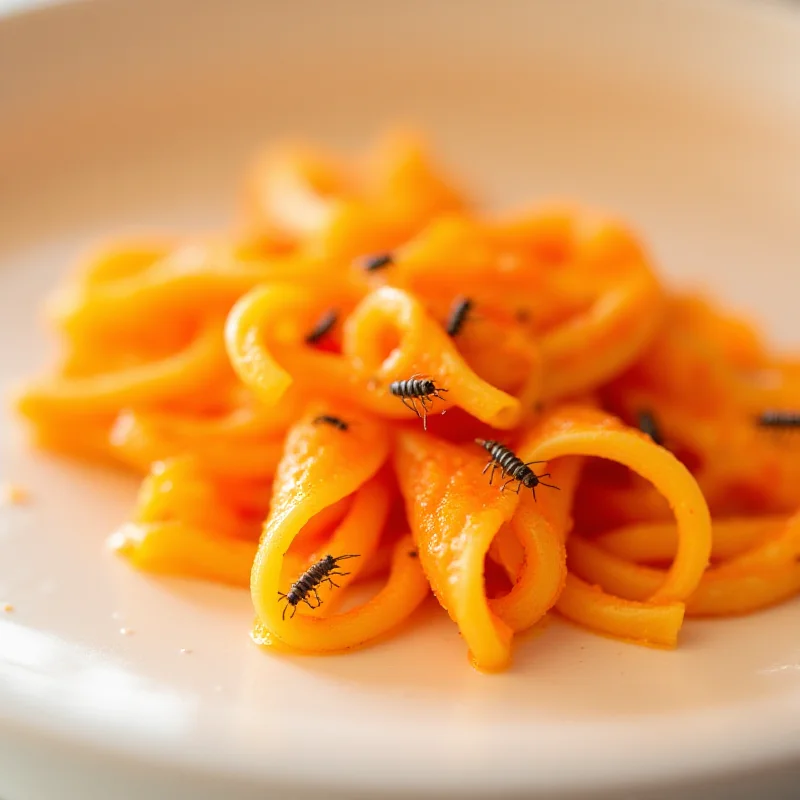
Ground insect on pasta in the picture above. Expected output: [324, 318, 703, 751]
[475, 439, 559, 500]
[305, 309, 338, 345]
[636, 409, 664, 447]
[360, 252, 394, 272]
[445, 296, 473, 337]
[313, 414, 349, 431]
[757, 410, 800, 429]
[390, 375, 449, 430]
[277, 554, 360, 620]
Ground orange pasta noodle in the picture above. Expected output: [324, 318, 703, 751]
[130, 456, 247, 534]
[343, 286, 522, 428]
[595, 516, 787, 564]
[601, 387, 800, 520]
[487, 455, 585, 582]
[48, 243, 295, 342]
[556, 576, 685, 648]
[515, 405, 711, 646]
[566, 509, 800, 616]
[112, 521, 256, 588]
[668, 294, 768, 372]
[394, 430, 573, 670]
[224, 282, 404, 417]
[607, 293, 800, 418]
[108, 387, 301, 479]
[17, 320, 229, 419]
[394, 430, 519, 670]
[538, 257, 664, 400]
[520, 406, 712, 602]
[26, 411, 118, 464]
[111, 457, 258, 585]
[381, 213, 663, 403]
[436, 304, 545, 412]
[753, 358, 800, 409]
[275, 473, 390, 620]
[247, 142, 354, 239]
[246, 132, 466, 259]
[490, 456, 584, 632]
[46, 236, 177, 362]
[250, 407, 429, 652]
[382, 214, 595, 332]
[76, 238, 176, 285]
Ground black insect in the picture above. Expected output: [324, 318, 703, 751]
[305, 309, 338, 345]
[361, 252, 394, 272]
[757, 410, 800, 429]
[277, 554, 359, 620]
[475, 439, 559, 500]
[408, 550, 418, 558]
[389, 375, 449, 430]
[637, 409, 664, 447]
[313, 414, 349, 431]
[446, 296, 473, 337]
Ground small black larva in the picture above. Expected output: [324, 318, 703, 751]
[757, 410, 800, 429]
[475, 439, 559, 500]
[361, 252, 394, 272]
[313, 414, 349, 431]
[445, 296, 473, 337]
[305, 309, 338, 345]
[389, 375, 449, 430]
[636, 409, 664, 447]
[278, 554, 359, 620]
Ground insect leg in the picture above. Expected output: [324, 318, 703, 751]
[401, 396, 422, 419]
[539, 481, 560, 490]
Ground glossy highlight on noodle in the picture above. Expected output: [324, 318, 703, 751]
[15, 131, 800, 671]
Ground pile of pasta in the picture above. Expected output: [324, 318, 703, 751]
[17, 132, 800, 671]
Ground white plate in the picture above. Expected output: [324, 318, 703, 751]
[2, 1, 800, 798]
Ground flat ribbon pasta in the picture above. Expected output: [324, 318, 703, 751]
[246, 132, 466, 259]
[224, 282, 414, 417]
[567, 509, 800, 616]
[251, 406, 428, 652]
[109, 387, 301, 479]
[344, 287, 522, 429]
[17, 320, 229, 418]
[394, 430, 573, 670]
[111, 456, 259, 586]
[516, 405, 711, 646]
